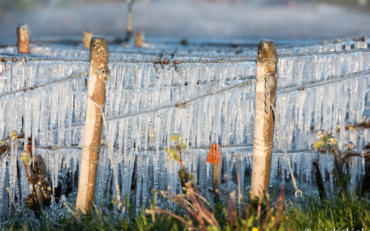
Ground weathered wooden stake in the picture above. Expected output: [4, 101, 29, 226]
[135, 32, 144, 47]
[126, 12, 133, 39]
[17, 24, 30, 54]
[354, 34, 367, 49]
[125, 0, 135, 41]
[76, 38, 109, 214]
[212, 164, 221, 195]
[250, 41, 277, 200]
[83, 30, 93, 49]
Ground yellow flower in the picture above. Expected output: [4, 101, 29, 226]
[252, 227, 259, 231]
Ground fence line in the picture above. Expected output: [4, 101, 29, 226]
[51, 77, 254, 128]
[72, 68, 370, 129]
[13, 144, 313, 156]
[10, 66, 365, 133]
[79, 78, 256, 127]
[0, 72, 89, 98]
[278, 48, 369, 58]
[1, 65, 367, 102]
[1, 48, 368, 65]
[277, 69, 370, 95]
[0, 53, 256, 64]
[0, 49, 368, 95]
[2, 43, 368, 61]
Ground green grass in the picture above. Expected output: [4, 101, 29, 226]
[2, 190, 369, 231]
[288, 194, 370, 230]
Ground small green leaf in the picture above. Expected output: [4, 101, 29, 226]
[312, 140, 325, 151]
[169, 148, 176, 157]
[174, 153, 180, 162]
[170, 134, 180, 143]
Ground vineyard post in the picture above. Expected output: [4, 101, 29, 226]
[125, 0, 135, 41]
[17, 24, 30, 54]
[354, 35, 367, 49]
[250, 41, 277, 200]
[83, 30, 93, 49]
[76, 38, 109, 214]
[135, 32, 144, 47]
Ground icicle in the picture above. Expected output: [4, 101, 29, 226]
[135, 155, 144, 214]
[8, 138, 20, 202]
[94, 148, 110, 205]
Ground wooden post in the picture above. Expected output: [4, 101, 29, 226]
[212, 164, 221, 196]
[83, 30, 93, 49]
[17, 24, 30, 54]
[135, 32, 144, 47]
[354, 35, 367, 49]
[125, 0, 135, 41]
[126, 12, 133, 40]
[250, 41, 277, 200]
[76, 38, 109, 214]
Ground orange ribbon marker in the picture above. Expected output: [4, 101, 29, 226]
[206, 144, 221, 165]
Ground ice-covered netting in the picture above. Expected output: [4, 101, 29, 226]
[0, 36, 367, 60]
[0, 42, 369, 217]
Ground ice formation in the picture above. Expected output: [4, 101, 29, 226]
[0, 38, 368, 217]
